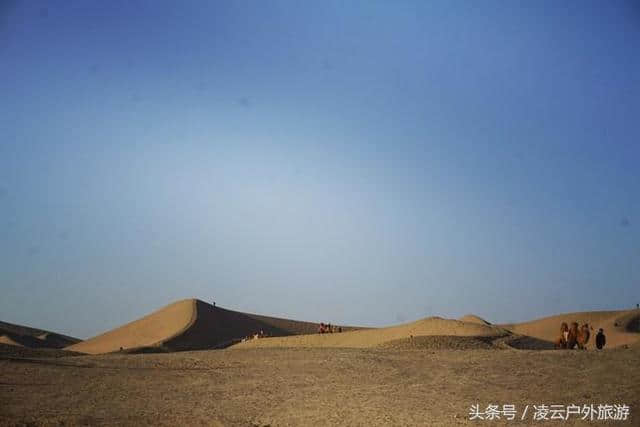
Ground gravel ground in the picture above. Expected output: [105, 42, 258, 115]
[1, 345, 638, 426]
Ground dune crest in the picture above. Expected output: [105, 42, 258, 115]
[458, 314, 491, 325]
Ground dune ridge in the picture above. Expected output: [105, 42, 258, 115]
[458, 314, 491, 325]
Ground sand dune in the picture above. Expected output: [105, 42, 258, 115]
[499, 309, 640, 349]
[0, 320, 80, 349]
[234, 310, 640, 350]
[232, 316, 508, 349]
[68, 299, 197, 354]
[0, 333, 48, 347]
[458, 314, 491, 325]
[61, 298, 640, 354]
[0, 334, 24, 347]
[67, 299, 355, 354]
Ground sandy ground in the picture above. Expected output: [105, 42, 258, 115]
[3, 305, 638, 425]
[1, 345, 638, 426]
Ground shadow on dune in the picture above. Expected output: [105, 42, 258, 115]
[164, 301, 342, 351]
[0, 332, 80, 349]
[614, 312, 640, 333]
[502, 335, 557, 350]
[0, 320, 80, 349]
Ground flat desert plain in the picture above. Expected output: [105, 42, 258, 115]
[1, 301, 639, 426]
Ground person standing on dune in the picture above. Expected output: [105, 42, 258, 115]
[595, 328, 606, 350]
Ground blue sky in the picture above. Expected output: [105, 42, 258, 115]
[1, 1, 639, 339]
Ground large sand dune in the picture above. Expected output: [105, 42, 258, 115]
[67, 299, 355, 354]
[233, 316, 508, 349]
[64, 298, 640, 354]
[499, 309, 640, 349]
[68, 299, 196, 354]
[0, 320, 80, 349]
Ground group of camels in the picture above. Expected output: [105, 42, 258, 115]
[556, 322, 592, 349]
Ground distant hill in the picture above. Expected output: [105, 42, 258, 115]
[0, 320, 81, 349]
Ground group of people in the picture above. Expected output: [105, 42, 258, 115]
[556, 322, 606, 350]
[318, 322, 342, 334]
[241, 330, 268, 342]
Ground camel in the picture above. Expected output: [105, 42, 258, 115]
[576, 323, 592, 349]
[566, 322, 579, 349]
[555, 322, 569, 349]
[560, 322, 592, 350]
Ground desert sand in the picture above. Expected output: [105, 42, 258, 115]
[499, 309, 640, 349]
[232, 316, 507, 349]
[1, 300, 639, 426]
[0, 320, 80, 349]
[67, 299, 197, 354]
[65, 299, 640, 354]
[67, 299, 356, 354]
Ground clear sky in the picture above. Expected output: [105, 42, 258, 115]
[1, 1, 639, 339]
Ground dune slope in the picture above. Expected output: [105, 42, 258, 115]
[458, 314, 491, 325]
[0, 320, 80, 349]
[68, 299, 198, 354]
[67, 299, 355, 354]
[499, 309, 640, 349]
[232, 316, 508, 349]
